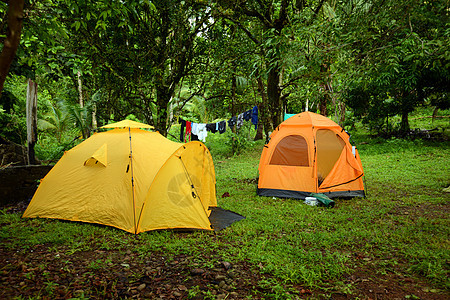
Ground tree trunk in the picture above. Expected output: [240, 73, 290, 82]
[318, 92, 328, 116]
[251, 77, 263, 141]
[400, 110, 410, 133]
[267, 67, 282, 127]
[77, 71, 83, 108]
[254, 122, 264, 141]
[26, 79, 38, 165]
[319, 63, 330, 116]
[155, 86, 172, 136]
[255, 71, 273, 141]
[432, 106, 438, 124]
[338, 101, 346, 127]
[0, 0, 24, 97]
[231, 73, 237, 154]
[92, 102, 97, 131]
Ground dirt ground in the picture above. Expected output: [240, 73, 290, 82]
[1, 202, 448, 299]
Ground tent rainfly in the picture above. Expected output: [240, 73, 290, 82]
[257, 112, 365, 199]
[23, 120, 244, 233]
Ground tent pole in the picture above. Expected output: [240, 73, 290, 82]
[129, 127, 137, 234]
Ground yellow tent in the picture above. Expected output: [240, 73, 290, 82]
[23, 120, 218, 233]
[258, 112, 365, 199]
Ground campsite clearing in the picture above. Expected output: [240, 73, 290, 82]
[1, 135, 449, 299]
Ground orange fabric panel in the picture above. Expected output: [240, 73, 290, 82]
[259, 165, 315, 192]
[318, 176, 364, 194]
[319, 145, 363, 189]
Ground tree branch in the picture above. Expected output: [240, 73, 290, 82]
[307, 0, 326, 23]
[224, 16, 261, 45]
[0, 0, 24, 96]
[240, 2, 273, 28]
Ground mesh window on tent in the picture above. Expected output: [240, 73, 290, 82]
[270, 135, 309, 166]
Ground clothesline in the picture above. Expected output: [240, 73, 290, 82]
[179, 106, 258, 142]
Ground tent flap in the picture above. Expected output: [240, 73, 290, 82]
[319, 145, 363, 190]
[84, 143, 108, 167]
[208, 207, 245, 231]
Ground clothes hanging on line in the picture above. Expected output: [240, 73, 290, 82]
[228, 116, 237, 130]
[206, 123, 217, 133]
[251, 106, 258, 129]
[243, 109, 252, 121]
[218, 121, 226, 134]
[192, 123, 208, 142]
[191, 123, 198, 136]
[185, 121, 192, 142]
[178, 106, 259, 142]
[179, 119, 186, 142]
[236, 113, 244, 130]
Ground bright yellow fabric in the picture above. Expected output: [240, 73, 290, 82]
[101, 119, 154, 129]
[137, 141, 216, 232]
[84, 143, 108, 167]
[23, 126, 216, 233]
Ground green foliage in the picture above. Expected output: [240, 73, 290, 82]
[205, 121, 257, 158]
[34, 95, 93, 162]
[37, 99, 70, 142]
[0, 109, 26, 144]
[172, 86, 211, 123]
[66, 102, 93, 139]
[35, 129, 82, 162]
[2, 0, 447, 148]
[0, 77, 28, 144]
[339, 0, 449, 134]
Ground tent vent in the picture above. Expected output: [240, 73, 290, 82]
[84, 144, 107, 167]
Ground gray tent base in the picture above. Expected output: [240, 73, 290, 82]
[257, 188, 365, 200]
[208, 207, 245, 231]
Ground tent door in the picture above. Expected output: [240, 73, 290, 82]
[316, 129, 345, 186]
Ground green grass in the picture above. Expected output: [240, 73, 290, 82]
[213, 131, 449, 291]
[409, 107, 450, 131]
[1, 118, 449, 298]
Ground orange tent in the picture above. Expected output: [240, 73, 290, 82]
[257, 112, 365, 199]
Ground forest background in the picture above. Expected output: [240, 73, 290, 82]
[0, 0, 448, 160]
[0, 1, 449, 299]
